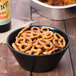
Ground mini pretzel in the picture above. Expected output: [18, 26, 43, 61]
[43, 48, 58, 55]
[41, 27, 49, 32]
[53, 33, 63, 39]
[23, 38, 32, 44]
[52, 38, 65, 50]
[35, 39, 44, 48]
[15, 37, 24, 46]
[19, 43, 32, 52]
[12, 43, 20, 52]
[48, 36, 54, 41]
[58, 38, 66, 49]
[38, 38, 50, 45]
[38, 38, 53, 50]
[44, 42, 53, 50]
[22, 30, 31, 38]
[31, 32, 40, 39]
[31, 27, 40, 33]
[52, 38, 60, 47]
[26, 49, 42, 55]
[42, 31, 53, 39]
[16, 25, 30, 39]
[33, 49, 42, 55]
[26, 44, 42, 55]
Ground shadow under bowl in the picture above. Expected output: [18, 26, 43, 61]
[7, 25, 70, 72]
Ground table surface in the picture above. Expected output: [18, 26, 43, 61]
[0, 0, 76, 76]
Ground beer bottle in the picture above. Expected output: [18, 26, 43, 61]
[0, 0, 11, 32]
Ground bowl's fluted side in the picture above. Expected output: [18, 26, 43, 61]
[10, 48, 66, 72]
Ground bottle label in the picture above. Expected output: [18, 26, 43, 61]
[0, 0, 11, 26]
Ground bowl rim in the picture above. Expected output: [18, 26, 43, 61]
[32, 0, 76, 9]
[7, 25, 71, 57]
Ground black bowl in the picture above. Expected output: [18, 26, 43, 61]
[7, 25, 70, 72]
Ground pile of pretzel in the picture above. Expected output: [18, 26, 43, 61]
[39, 0, 76, 6]
[12, 26, 66, 55]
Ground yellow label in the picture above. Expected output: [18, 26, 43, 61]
[0, 0, 10, 23]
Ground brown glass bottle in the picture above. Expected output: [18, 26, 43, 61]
[0, 0, 11, 32]
[0, 22, 11, 32]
